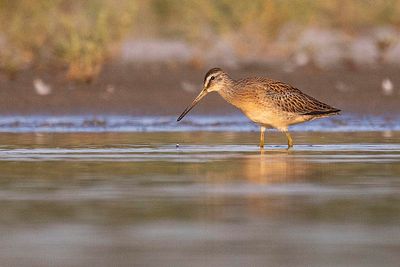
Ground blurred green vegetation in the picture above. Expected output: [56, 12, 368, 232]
[0, 0, 135, 82]
[153, 0, 400, 41]
[1, 0, 400, 82]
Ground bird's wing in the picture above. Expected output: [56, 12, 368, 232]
[241, 78, 339, 115]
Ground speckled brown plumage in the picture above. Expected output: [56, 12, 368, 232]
[177, 68, 340, 149]
[232, 77, 340, 116]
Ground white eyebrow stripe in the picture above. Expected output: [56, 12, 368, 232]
[204, 75, 212, 88]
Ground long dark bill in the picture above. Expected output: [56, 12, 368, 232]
[177, 89, 208, 121]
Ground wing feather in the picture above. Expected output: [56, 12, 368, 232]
[236, 78, 340, 115]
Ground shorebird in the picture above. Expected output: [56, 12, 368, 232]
[177, 68, 340, 149]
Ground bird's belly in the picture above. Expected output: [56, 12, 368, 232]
[242, 108, 278, 126]
[241, 107, 306, 131]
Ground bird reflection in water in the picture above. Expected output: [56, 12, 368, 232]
[200, 151, 312, 220]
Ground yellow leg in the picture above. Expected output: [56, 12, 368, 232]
[260, 126, 266, 148]
[285, 131, 293, 149]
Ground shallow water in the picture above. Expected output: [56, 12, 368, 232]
[0, 131, 399, 267]
[0, 114, 399, 132]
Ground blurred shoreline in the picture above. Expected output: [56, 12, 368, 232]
[0, 62, 399, 116]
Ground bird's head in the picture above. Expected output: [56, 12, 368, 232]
[177, 68, 229, 121]
[202, 67, 229, 92]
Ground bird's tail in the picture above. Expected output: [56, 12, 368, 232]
[302, 108, 341, 116]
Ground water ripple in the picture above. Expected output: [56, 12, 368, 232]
[0, 144, 399, 162]
[0, 114, 399, 132]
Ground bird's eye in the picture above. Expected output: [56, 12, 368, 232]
[210, 76, 215, 81]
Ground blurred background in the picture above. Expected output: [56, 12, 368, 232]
[1, 2, 400, 267]
[0, 0, 400, 118]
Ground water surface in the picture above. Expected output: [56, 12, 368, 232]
[0, 114, 399, 132]
[0, 131, 399, 267]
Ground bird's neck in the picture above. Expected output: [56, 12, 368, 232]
[217, 77, 236, 103]
[218, 79, 244, 108]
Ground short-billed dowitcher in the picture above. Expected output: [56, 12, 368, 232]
[177, 68, 340, 148]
